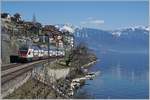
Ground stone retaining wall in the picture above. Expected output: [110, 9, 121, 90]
[1, 71, 31, 98]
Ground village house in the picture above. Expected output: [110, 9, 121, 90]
[42, 25, 64, 48]
[63, 31, 74, 49]
[55, 24, 75, 49]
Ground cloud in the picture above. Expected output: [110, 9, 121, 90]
[80, 18, 104, 26]
[90, 20, 104, 24]
[87, 17, 93, 20]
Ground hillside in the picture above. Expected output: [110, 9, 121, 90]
[1, 13, 75, 65]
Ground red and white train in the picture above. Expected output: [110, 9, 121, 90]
[18, 44, 65, 62]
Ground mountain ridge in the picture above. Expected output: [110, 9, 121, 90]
[74, 26, 149, 54]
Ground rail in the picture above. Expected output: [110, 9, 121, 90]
[1, 59, 55, 85]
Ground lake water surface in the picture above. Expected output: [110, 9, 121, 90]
[74, 52, 149, 99]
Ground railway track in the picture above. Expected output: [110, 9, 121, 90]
[1, 56, 62, 71]
[1, 64, 33, 85]
[1, 59, 55, 85]
[2, 63, 23, 71]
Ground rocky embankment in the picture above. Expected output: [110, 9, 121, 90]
[5, 57, 98, 99]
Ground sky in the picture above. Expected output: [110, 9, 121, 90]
[1, 1, 149, 30]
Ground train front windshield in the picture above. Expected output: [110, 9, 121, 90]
[19, 45, 29, 56]
[19, 46, 28, 51]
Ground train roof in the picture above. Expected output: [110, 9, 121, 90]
[19, 44, 64, 51]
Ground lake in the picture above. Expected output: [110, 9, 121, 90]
[74, 51, 149, 99]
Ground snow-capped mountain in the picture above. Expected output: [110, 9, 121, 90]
[111, 26, 149, 37]
[111, 31, 122, 37]
[55, 24, 76, 33]
[131, 26, 150, 31]
[74, 26, 149, 53]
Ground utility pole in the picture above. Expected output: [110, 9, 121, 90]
[56, 39, 58, 60]
[48, 34, 50, 61]
[32, 13, 36, 24]
[45, 33, 50, 64]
